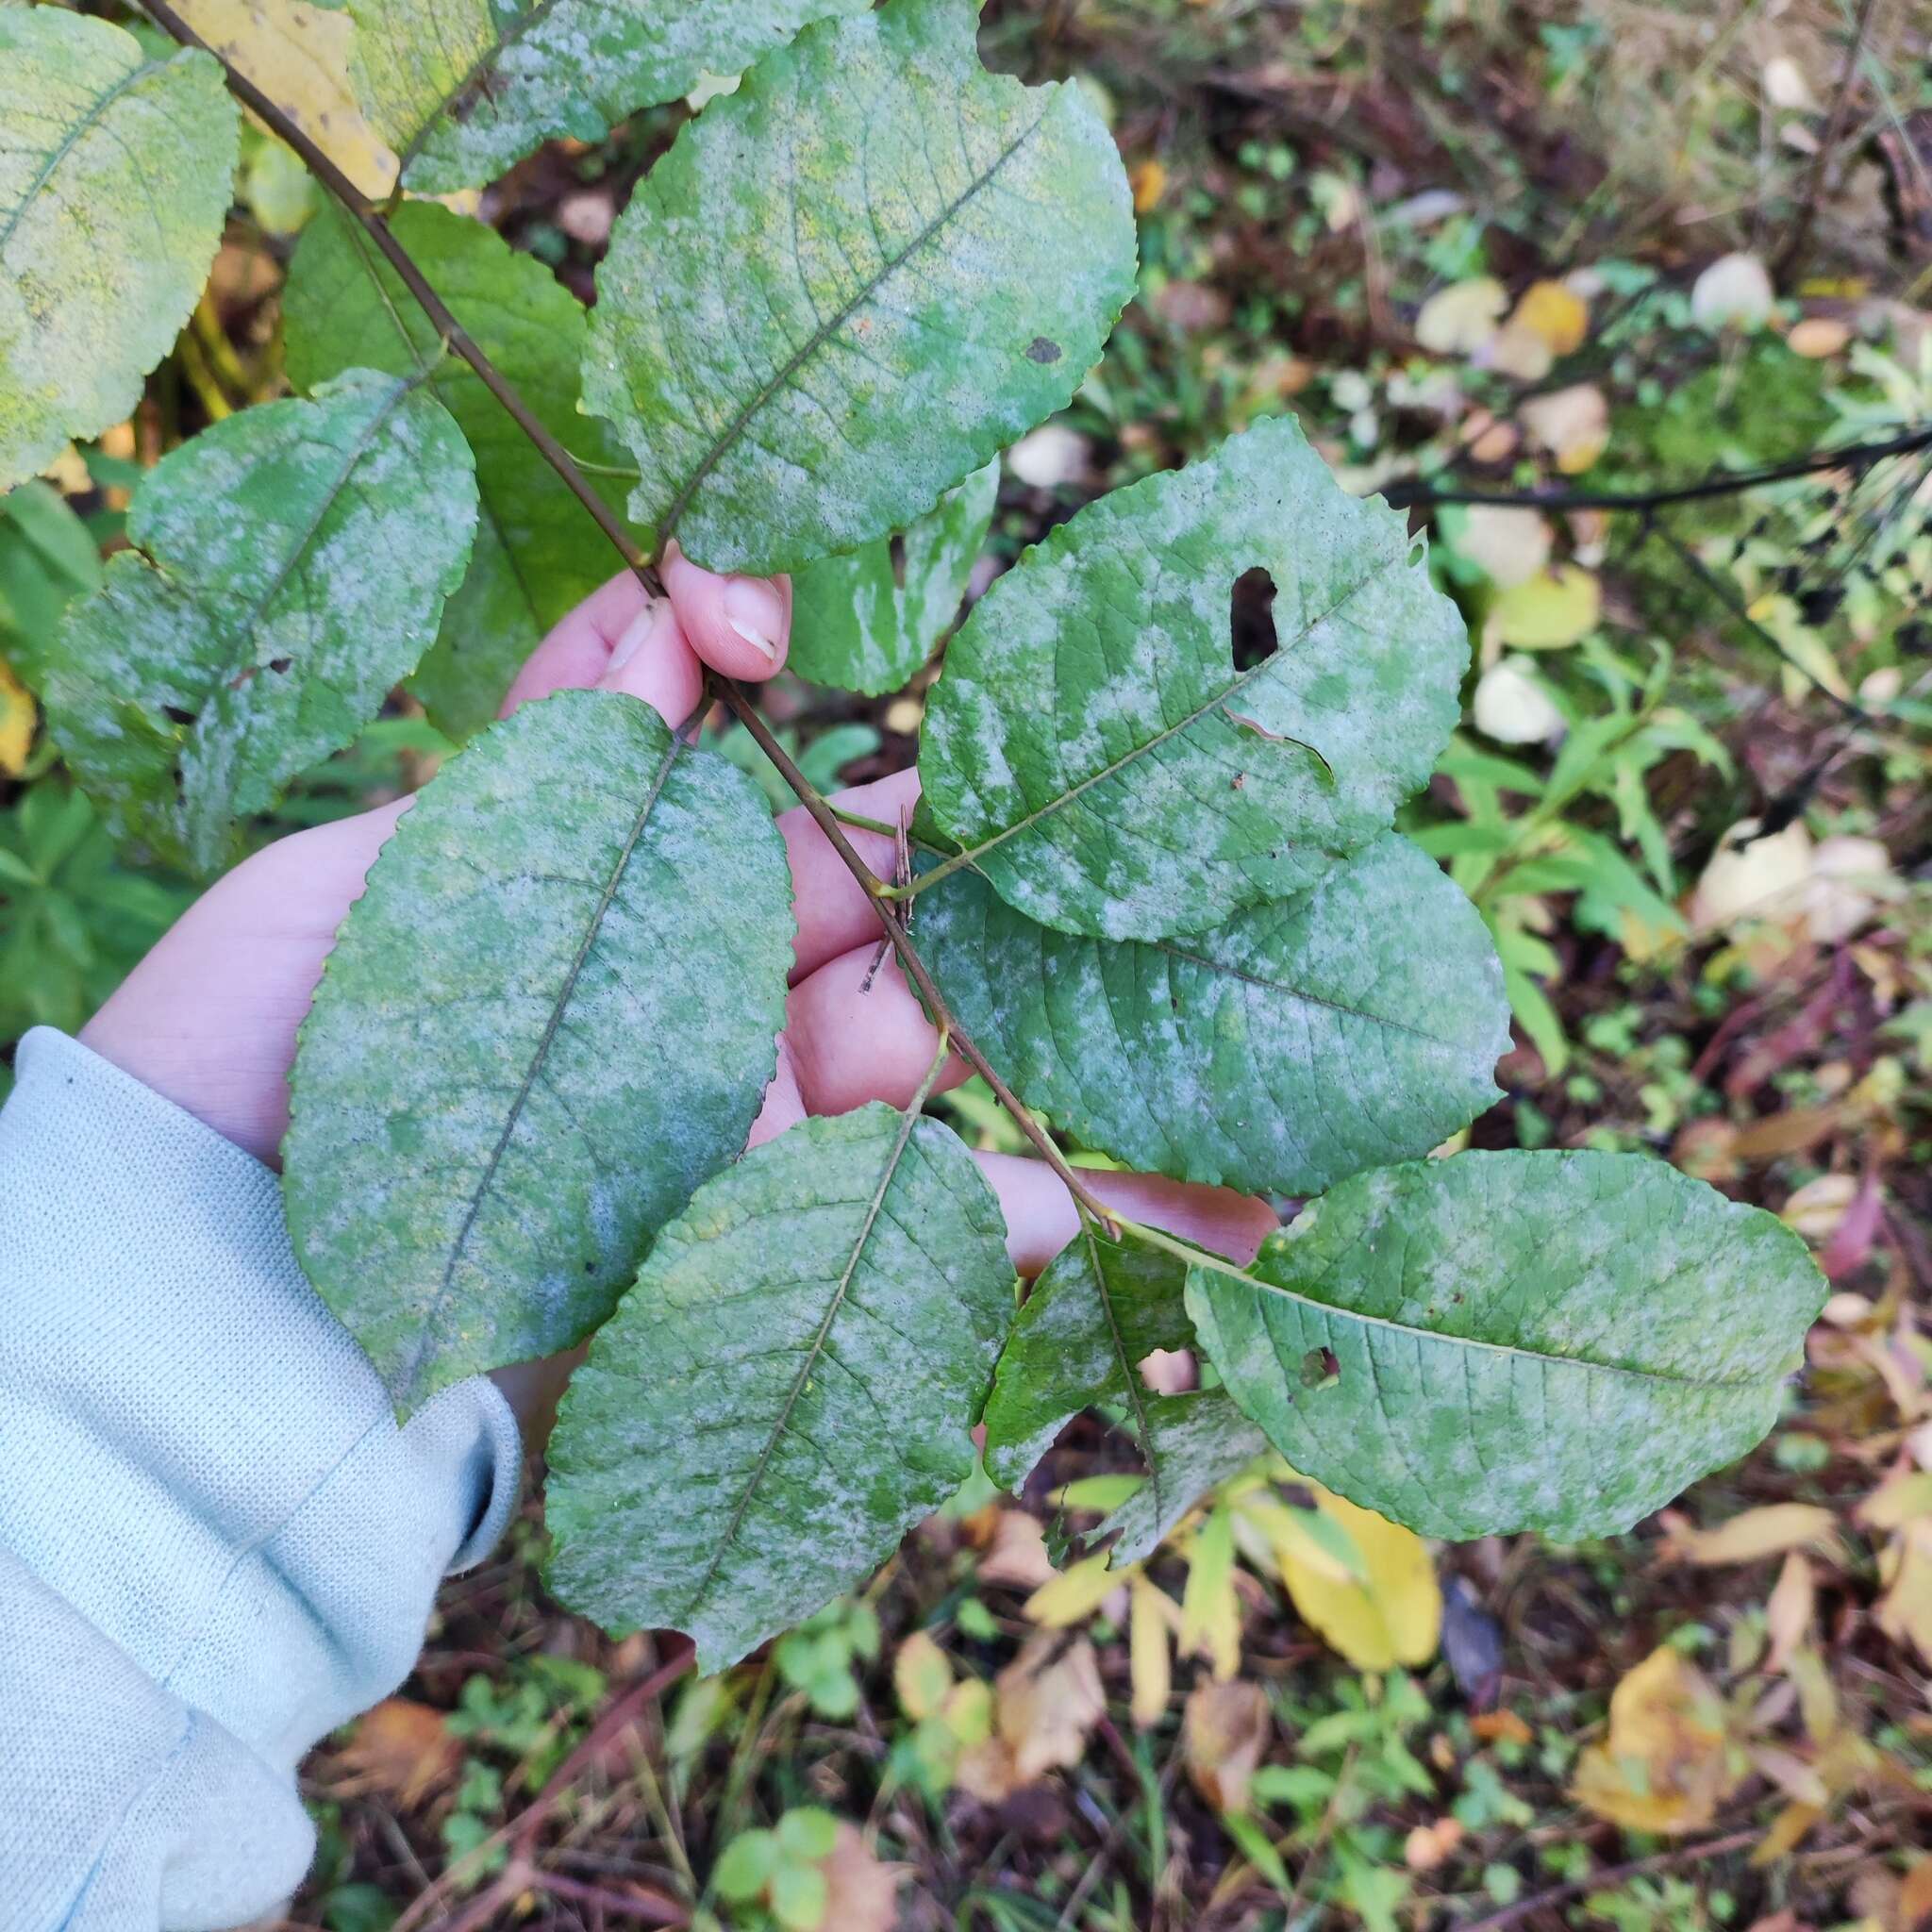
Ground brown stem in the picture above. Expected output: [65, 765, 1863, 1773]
[138, 0, 659, 596]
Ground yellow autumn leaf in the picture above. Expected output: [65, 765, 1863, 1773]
[1024, 1551, 1124, 1629]
[1233, 1491, 1362, 1585]
[1416, 276, 1508, 355]
[1276, 1485, 1440, 1672]
[1573, 1646, 1743, 1834]
[892, 1630, 953, 1721]
[1661, 1503, 1840, 1567]
[1509, 279, 1590, 357]
[1491, 565, 1601, 650]
[1859, 1471, 1932, 1532]
[1129, 1575, 1176, 1730]
[0, 658, 35, 776]
[173, 0, 398, 198]
[1130, 158, 1168, 212]
[1179, 1505, 1242, 1680]
[1874, 1520, 1932, 1666]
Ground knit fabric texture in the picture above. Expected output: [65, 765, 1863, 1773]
[0, 1027, 524, 1930]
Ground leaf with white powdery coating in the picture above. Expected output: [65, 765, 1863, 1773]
[546, 1105, 1014, 1670]
[1098, 1391, 1268, 1567]
[982, 1226, 1196, 1495]
[284, 688, 794, 1413]
[285, 200, 630, 739]
[918, 834, 1508, 1197]
[0, 12, 237, 490]
[917, 414, 1467, 941]
[789, 460, 998, 695]
[46, 369, 476, 874]
[583, 0, 1136, 574]
[347, 0, 868, 192]
[1187, 1150, 1826, 1542]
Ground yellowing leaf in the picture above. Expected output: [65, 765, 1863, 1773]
[1455, 505, 1553, 589]
[1661, 1504, 1840, 1567]
[1024, 1551, 1124, 1629]
[1416, 277, 1507, 355]
[173, 0, 397, 198]
[1491, 565, 1601, 649]
[0, 658, 35, 776]
[1130, 158, 1168, 211]
[1522, 383, 1610, 473]
[1128, 1575, 1176, 1729]
[1183, 1679, 1271, 1812]
[1764, 1553, 1814, 1673]
[1573, 1646, 1743, 1834]
[1276, 1485, 1441, 1671]
[893, 1630, 953, 1720]
[1859, 1472, 1932, 1532]
[1235, 1491, 1364, 1586]
[1874, 1521, 1932, 1666]
[1509, 279, 1590, 357]
[1180, 1505, 1242, 1680]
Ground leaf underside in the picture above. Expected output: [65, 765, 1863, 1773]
[1097, 1390, 1269, 1568]
[788, 459, 998, 695]
[348, 0, 868, 192]
[918, 832, 1510, 1198]
[582, 0, 1137, 574]
[285, 200, 631, 739]
[284, 688, 795, 1413]
[47, 369, 478, 874]
[0, 13, 237, 490]
[546, 1105, 1014, 1672]
[1187, 1150, 1826, 1541]
[917, 413, 1469, 941]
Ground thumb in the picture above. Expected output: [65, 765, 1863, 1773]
[661, 541, 791, 680]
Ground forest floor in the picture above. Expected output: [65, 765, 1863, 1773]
[8, 2, 1932, 1929]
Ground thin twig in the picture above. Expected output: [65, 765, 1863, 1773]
[1457, 1827, 1759, 1932]
[1774, 0, 1884, 281]
[1383, 421, 1932, 512]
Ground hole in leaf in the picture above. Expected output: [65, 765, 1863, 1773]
[162, 704, 195, 726]
[887, 531, 908, 591]
[1229, 567, 1278, 671]
[1299, 1345, 1341, 1389]
[268, 657, 291, 675]
[1025, 336, 1062, 363]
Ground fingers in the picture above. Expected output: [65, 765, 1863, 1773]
[974, 1153, 1279, 1277]
[777, 767, 922, 981]
[500, 549, 791, 728]
[784, 941, 967, 1115]
[662, 542, 791, 679]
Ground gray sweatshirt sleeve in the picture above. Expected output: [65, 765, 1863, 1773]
[0, 1026, 523, 1931]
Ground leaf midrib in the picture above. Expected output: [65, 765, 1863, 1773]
[654, 96, 1055, 543]
[394, 721, 684, 1407]
[1083, 1223, 1163, 1527]
[392, 0, 566, 178]
[1188, 1241, 1775, 1393]
[682, 1108, 926, 1619]
[938, 549, 1406, 879]
[0, 53, 171, 256]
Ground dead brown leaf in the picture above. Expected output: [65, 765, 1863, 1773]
[820, 1823, 906, 1932]
[334, 1698, 460, 1809]
[1182, 1680, 1270, 1812]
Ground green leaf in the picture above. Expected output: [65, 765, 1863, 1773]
[918, 833, 1508, 1197]
[284, 688, 793, 1412]
[788, 459, 998, 695]
[1187, 1151, 1825, 1541]
[713, 1829, 781, 1903]
[347, 0, 868, 193]
[982, 1224, 1195, 1494]
[46, 368, 477, 874]
[546, 1105, 1013, 1670]
[1093, 1391, 1267, 1567]
[0, 12, 238, 490]
[916, 414, 1467, 940]
[583, 0, 1136, 574]
[0, 483, 104, 689]
[771, 1862, 829, 1932]
[285, 201, 629, 739]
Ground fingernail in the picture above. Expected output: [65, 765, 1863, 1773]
[723, 576, 784, 662]
[608, 597, 661, 673]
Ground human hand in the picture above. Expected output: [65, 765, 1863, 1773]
[80, 558, 1274, 1424]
